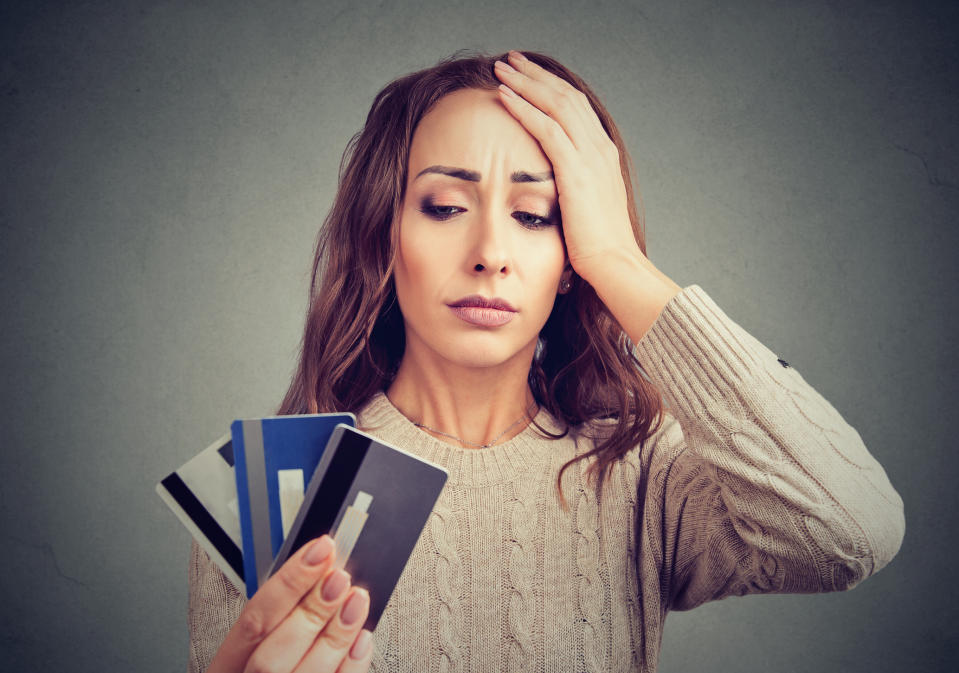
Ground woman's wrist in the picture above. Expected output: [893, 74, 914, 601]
[575, 247, 682, 345]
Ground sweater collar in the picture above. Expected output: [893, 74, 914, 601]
[355, 391, 566, 487]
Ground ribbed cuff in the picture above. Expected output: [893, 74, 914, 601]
[634, 284, 784, 423]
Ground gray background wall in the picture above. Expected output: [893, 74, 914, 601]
[1, 0, 954, 671]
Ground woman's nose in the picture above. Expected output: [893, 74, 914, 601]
[470, 210, 511, 275]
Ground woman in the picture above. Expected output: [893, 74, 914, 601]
[188, 50, 905, 673]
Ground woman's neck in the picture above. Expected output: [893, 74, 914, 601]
[385, 347, 537, 449]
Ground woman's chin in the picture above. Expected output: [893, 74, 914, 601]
[426, 338, 537, 373]
[399, 326, 539, 375]
[442, 347, 529, 371]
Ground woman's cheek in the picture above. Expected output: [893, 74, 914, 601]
[403, 235, 447, 287]
[524, 229, 567, 277]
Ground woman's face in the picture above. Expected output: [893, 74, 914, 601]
[393, 87, 567, 372]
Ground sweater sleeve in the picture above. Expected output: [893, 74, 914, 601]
[632, 285, 905, 612]
[187, 539, 247, 673]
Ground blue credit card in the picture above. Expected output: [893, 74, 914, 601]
[231, 413, 355, 597]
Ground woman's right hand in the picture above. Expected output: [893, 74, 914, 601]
[207, 535, 373, 673]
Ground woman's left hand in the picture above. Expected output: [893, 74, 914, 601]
[492, 50, 642, 284]
[494, 50, 682, 343]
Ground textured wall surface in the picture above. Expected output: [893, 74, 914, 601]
[1, 0, 955, 671]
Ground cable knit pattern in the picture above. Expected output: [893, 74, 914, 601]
[185, 285, 905, 673]
[505, 479, 537, 669]
[615, 448, 644, 671]
[429, 493, 465, 673]
[573, 445, 605, 672]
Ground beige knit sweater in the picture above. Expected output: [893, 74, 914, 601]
[187, 285, 905, 673]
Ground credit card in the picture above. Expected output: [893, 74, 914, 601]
[156, 434, 245, 591]
[268, 424, 448, 631]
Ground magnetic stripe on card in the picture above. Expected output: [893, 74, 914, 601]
[242, 419, 274, 587]
[160, 472, 244, 579]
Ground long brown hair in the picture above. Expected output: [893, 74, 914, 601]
[278, 49, 665, 509]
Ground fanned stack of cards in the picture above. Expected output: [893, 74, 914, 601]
[156, 414, 448, 632]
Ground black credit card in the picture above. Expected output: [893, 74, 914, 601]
[267, 424, 448, 632]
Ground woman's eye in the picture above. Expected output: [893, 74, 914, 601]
[513, 211, 554, 229]
[418, 201, 554, 229]
[419, 203, 464, 220]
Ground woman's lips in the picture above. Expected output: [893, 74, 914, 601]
[448, 305, 516, 327]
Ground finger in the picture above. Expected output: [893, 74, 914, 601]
[496, 83, 576, 168]
[495, 51, 603, 151]
[207, 536, 335, 673]
[295, 587, 371, 672]
[336, 629, 374, 673]
[507, 50, 608, 139]
[494, 59, 590, 151]
[506, 51, 614, 156]
[504, 50, 568, 96]
[244, 567, 353, 672]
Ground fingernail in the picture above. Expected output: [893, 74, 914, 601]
[350, 629, 373, 660]
[498, 84, 517, 98]
[509, 50, 528, 62]
[304, 536, 333, 566]
[340, 588, 369, 626]
[494, 59, 516, 74]
[321, 568, 350, 601]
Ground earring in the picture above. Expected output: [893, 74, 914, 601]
[560, 278, 571, 292]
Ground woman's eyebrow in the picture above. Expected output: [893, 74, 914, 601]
[413, 165, 554, 183]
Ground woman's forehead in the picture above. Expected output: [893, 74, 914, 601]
[408, 88, 550, 176]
